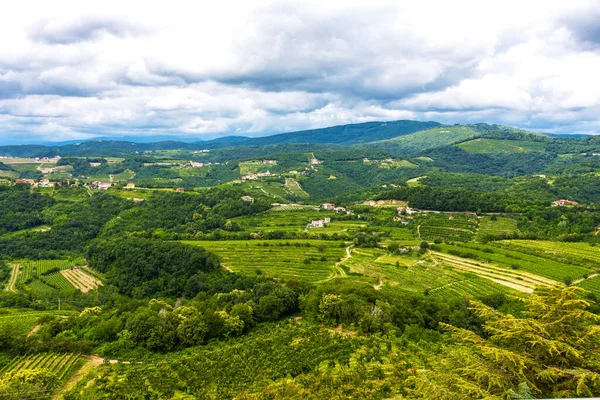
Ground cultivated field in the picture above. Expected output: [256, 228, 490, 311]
[418, 213, 479, 242]
[183, 240, 348, 282]
[430, 251, 559, 293]
[60, 268, 103, 292]
[476, 216, 519, 239]
[342, 247, 520, 300]
[438, 242, 593, 281]
[0, 310, 75, 336]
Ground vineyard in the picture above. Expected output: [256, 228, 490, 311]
[60, 268, 102, 292]
[418, 213, 479, 242]
[577, 275, 600, 296]
[437, 242, 594, 281]
[0, 310, 75, 336]
[431, 251, 559, 293]
[183, 240, 348, 282]
[342, 248, 519, 301]
[476, 216, 519, 238]
[40, 273, 77, 294]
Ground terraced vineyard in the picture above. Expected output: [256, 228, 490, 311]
[418, 213, 479, 242]
[431, 251, 559, 293]
[60, 268, 103, 292]
[492, 240, 600, 269]
[476, 216, 519, 239]
[438, 242, 593, 281]
[183, 240, 348, 282]
[577, 275, 600, 296]
[0, 352, 85, 395]
[40, 273, 77, 294]
[11, 259, 81, 287]
[343, 248, 519, 300]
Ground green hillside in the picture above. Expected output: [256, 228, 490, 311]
[363, 125, 481, 155]
[457, 138, 545, 154]
[234, 120, 441, 146]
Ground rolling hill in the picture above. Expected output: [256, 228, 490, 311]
[362, 125, 482, 155]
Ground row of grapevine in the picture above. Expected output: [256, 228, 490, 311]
[40, 273, 76, 294]
[2, 353, 82, 379]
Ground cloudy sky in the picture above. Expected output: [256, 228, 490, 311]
[1, 0, 600, 144]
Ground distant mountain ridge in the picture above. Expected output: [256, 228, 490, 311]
[0, 119, 594, 158]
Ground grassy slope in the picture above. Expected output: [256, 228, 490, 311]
[457, 138, 545, 154]
[363, 126, 481, 155]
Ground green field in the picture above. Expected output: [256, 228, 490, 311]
[239, 161, 272, 174]
[418, 213, 479, 242]
[0, 310, 75, 336]
[342, 247, 519, 301]
[457, 138, 545, 154]
[284, 178, 309, 198]
[182, 240, 348, 282]
[577, 275, 600, 296]
[233, 209, 338, 232]
[437, 242, 594, 281]
[40, 273, 77, 294]
[476, 216, 519, 239]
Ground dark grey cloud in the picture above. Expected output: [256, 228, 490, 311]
[560, 6, 600, 48]
[28, 17, 147, 44]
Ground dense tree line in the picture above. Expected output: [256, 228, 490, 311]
[0, 185, 54, 234]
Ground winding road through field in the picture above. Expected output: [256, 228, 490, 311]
[319, 245, 353, 282]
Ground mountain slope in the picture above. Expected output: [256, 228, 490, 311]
[363, 125, 481, 155]
[230, 120, 441, 146]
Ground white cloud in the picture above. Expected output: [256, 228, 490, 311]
[0, 0, 599, 143]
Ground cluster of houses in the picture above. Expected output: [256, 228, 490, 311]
[91, 181, 112, 190]
[310, 158, 320, 165]
[363, 158, 396, 164]
[552, 199, 580, 207]
[310, 217, 331, 228]
[321, 203, 350, 214]
[242, 171, 273, 180]
[188, 161, 221, 168]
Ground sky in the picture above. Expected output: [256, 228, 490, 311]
[1, 0, 600, 144]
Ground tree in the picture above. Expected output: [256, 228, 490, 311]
[407, 287, 600, 399]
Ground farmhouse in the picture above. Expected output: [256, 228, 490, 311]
[310, 220, 324, 228]
[242, 173, 258, 180]
[263, 160, 277, 165]
[89, 162, 102, 167]
[38, 179, 55, 187]
[362, 158, 370, 163]
[16, 179, 36, 185]
[310, 158, 320, 165]
[125, 183, 135, 189]
[322, 203, 335, 210]
[189, 161, 204, 167]
[256, 171, 272, 177]
[323, 217, 331, 223]
[97, 182, 111, 190]
[241, 196, 254, 202]
[0, 179, 10, 185]
[364, 200, 376, 207]
[334, 206, 346, 212]
[176, 188, 185, 193]
[552, 199, 579, 206]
